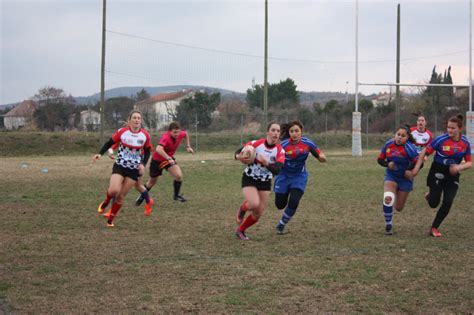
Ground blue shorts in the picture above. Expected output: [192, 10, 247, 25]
[274, 172, 308, 194]
[384, 172, 413, 192]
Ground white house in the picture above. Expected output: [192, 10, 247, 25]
[134, 90, 194, 130]
[371, 92, 391, 107]
[79, 109, 101, 130]
[3, 100, 38, 130]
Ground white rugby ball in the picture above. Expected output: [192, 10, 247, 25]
[241, 145, 256, 164]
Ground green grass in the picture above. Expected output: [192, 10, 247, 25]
[0, 151, 473, 313]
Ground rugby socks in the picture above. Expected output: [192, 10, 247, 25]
[173, 180, 182, 197]
[279, 207, 296, 226]
[238, 214, 258, 232]
[142, 190, 150, 204]
[108, 202, 122, 223]
[383, 204, 393, 226]
[101, 191, 113, 210]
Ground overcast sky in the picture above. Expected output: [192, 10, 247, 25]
[1, 0, 472, 104]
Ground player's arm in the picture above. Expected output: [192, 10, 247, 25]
[234, 146, 244, 160]
[93, 138, 115, 161]
[184, 131, 194, 154]
[266, 162, 284, 175]
[310, 148, 326, 163]
[155, 144, 175, 165]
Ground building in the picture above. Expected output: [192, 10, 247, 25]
[134, 90, 194, 130]
[3, 100, 38, 130]
[79, 109, 101, 131]
[371, 92, 391, 108]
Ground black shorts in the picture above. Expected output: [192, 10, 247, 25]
[427, 162, 460, 188]
[149, 158, 177, 178]
[241, 174, 272, 191]
[112, 163, 140, 181]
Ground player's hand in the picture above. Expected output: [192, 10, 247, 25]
[449, 164, 460, 176]
[93, 154, 101, 161]
[138, 164, 145, 176]
[186, 146, 194, 154]
[388, 161, 396, 170]
[167, 157, 176, 166]
[404, 170, 414, 181]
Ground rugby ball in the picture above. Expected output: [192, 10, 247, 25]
[241, 145, 256, 164]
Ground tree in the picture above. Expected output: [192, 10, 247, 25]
[176, 91, 220, 130]
[246, 78, 299, 109]
[358, 99, 374, 113]
[32, 86, 76, 131]
[103, 96, 135, 129]
[135, 88, 150, 102]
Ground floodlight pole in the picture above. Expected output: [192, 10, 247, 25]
[468, 0, 474, 144]
[352, 0, 362, 156]
[395, 4, 401, 128]
[263, 0, 269, 130]
[99, 0, 106, 144]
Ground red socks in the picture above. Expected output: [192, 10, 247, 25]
[241, 201, 249, 212]
[101, 191, 113, 209]
[108, 202, 122, 222]
[239, 214, 258, 232]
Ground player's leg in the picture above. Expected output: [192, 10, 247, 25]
[135, 159, 160, 206]
[276, 188, 304, 234]
[236, 186, 261, 240]
[98, 172, 122, 214]
[107, 176, 136, 227]
[168, 164, 186, 202]
[383, 180, 398, 235]
[431, 181, 458, 236]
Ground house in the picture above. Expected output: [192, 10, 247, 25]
[134, 90, 194, 130]
[2, 100, 38, 130]
[79, 109, 101, 131]
[371, 92, 391, 108]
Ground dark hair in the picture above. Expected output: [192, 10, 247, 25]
[412, 111, 426, 120]
[168, 122, 181, 131]
[280, 121, 303, 140]
[397, 124, 415, 143]
[447, 114, 463, 129]
[266, 121, 280, 131]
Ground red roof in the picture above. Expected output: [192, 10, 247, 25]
[135, 90, 192, 106]
[4, 100, 38, 117]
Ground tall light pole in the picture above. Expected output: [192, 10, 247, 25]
[263, 0, 269, 129]
[468, 0, 474, 144]
[352, 0, 362, 156]
[395, 3, 401, 128]
[100, 0, 106, 144]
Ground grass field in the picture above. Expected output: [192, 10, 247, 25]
[0, 151, 473, 313]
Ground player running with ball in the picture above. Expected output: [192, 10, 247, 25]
[234, 122, 285, 241]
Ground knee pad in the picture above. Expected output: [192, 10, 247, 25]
[383, 192, 395, 207]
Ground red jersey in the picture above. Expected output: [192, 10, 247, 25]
[152, 130, 187, 162]
[111, 127, 153, 169]
[243, 138, 285, 181]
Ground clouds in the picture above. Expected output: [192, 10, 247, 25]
[1, 0, 472, 104]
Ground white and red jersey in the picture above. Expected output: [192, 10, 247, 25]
[410, 127, 433, 152]
[152, 130, 187, 162]
[111, 127, 153, 169]
[243, 138, 285, 182]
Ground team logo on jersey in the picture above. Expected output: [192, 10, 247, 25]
[137, 139, 144, 145]
[442, 146, 450, 151]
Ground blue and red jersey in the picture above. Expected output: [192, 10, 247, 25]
[280, 137, 321, 176]
[426, 133, 471, 166]
[378, 139, 419, 178]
